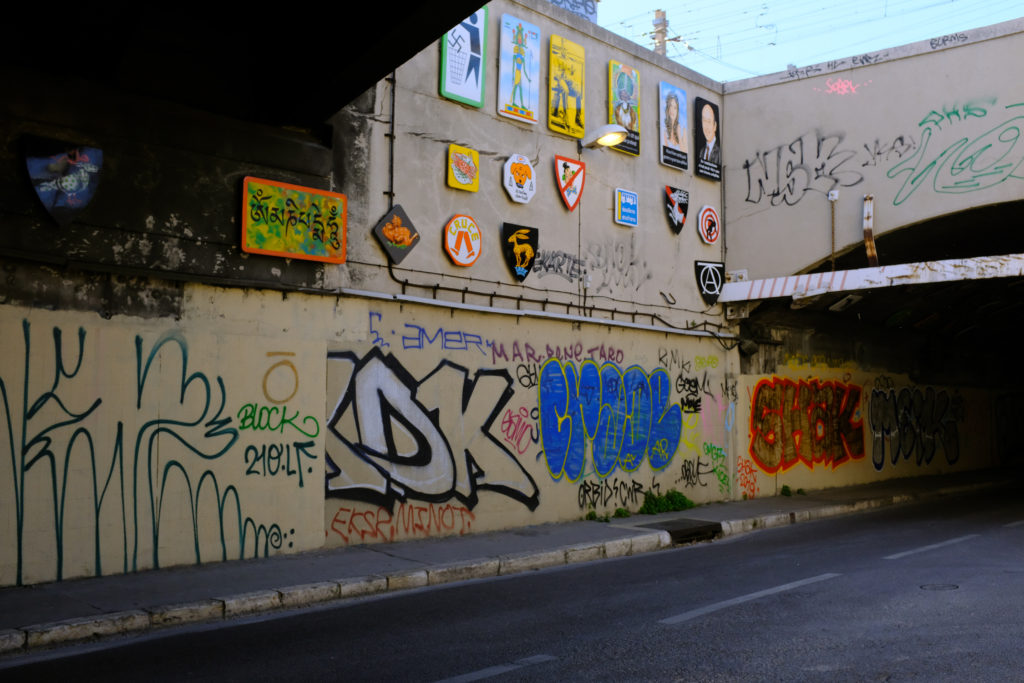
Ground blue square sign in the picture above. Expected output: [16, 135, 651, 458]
[614, 188, 638, 227]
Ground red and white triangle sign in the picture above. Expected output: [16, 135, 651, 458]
[554, 155, 585, 211]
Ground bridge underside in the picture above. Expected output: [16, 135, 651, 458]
[733, 199, 1024, 390]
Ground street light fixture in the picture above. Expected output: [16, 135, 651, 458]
[578, 124, 628, 152]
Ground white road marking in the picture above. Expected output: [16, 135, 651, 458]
[883, 534, 980, 560]
[658, 573, 842, 625]
[435, 655, 557, 682]
[1004, 520, 1024, 528]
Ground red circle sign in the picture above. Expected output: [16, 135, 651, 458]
[697, 205, 720, 245]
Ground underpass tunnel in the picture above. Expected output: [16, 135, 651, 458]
[733, 198, 1024, 469]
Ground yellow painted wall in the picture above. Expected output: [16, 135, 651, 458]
[737, 364, 995, 498]
[0, 296, 326, 586]
[0, 0, 1009, 586]
[323, 298, 740, 546]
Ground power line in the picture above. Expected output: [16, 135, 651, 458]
[600, 0, 1023, 80]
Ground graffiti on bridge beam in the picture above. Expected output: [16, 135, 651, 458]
[749, 377, 865, 474]
[869, 385, 962, 471]
[886, 97, 1024, 205]
[325, 348, 539, 511]
[742, 129, 864, 207]
[539, 359, 682, 481]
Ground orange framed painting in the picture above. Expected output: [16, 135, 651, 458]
[242, 176, 347, 264]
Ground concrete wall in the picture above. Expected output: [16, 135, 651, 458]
[330, 0, 727, 321]
[723, 19, 1024, 279]
[323, 299, 738, 546]
[0, 295, 326, 586]
[739, 365, 994, 498]
[0, 0, 1007, 586]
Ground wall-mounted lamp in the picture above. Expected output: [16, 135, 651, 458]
[578, 124, 628, 153]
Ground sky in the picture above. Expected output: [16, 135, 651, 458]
[596, 0, 1023, 81]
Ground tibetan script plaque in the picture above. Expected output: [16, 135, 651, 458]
[242, 176, 347, 264]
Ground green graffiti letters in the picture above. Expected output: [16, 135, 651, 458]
[237, 403, 320, 438]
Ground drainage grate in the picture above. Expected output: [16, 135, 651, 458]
[920, 584, 959, 591]
[635, 519, 723, 544]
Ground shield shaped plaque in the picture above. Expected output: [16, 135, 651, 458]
[664, 186, 689, 234]
[25, 136, 103, 226]
[502, 223, 538, 281]
[695, 261, 725, 306]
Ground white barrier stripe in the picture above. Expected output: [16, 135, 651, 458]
[659, 573, 841, 625]
[434, 655, 556, 683]
[883, 534, 980, 560]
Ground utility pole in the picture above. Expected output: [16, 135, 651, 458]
[653, 10, 667, 56]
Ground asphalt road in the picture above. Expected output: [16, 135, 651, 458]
[4, 487, 1023, 682]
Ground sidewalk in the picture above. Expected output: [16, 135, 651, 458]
[0, 468, 1014, 655]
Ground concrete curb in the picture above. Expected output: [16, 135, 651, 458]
[0, 481, 999, 656]
[147, 599, 223, 627]
[427, 558, 500, 585]
[0, 530, 670, 655]
[23, 611, 150, 650]
[716, 481, 1000, 538]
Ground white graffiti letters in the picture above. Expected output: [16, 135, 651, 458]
[325, 349, 539, 510]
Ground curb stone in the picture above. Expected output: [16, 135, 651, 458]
[147, 599, 224, 627]
[630, 531, 670, 554]
[4, 478, 1005, 656]
[499, 549, 566, 575]
[24, 610, 150, 649]
[565, 543, 605, 564]
[427, 559, 500, 585]
[220, 590, 281, 618]
[387, 570, 428, 591]
[603, 537, 633, 558]
[339, 576, 387, 598]
[279, 581, 341, 608]
[0, 628, 26, 654]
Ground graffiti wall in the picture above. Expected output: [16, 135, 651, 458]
[739, 368, 993, 496]
[324, 302, 738, 546]
[723, 26, 1024, 279]
[0, 305, 325, 586]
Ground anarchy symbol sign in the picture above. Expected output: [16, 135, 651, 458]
[695, 260, 725, 305]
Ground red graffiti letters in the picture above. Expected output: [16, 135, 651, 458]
[330, 503, 475, 544]
[749, 377, 865, 473]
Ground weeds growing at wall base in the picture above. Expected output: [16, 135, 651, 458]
[638, 489, 694, 514]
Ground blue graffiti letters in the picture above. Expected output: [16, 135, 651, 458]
[401, 323, 487, 355]
[539, 359, 682, 481]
